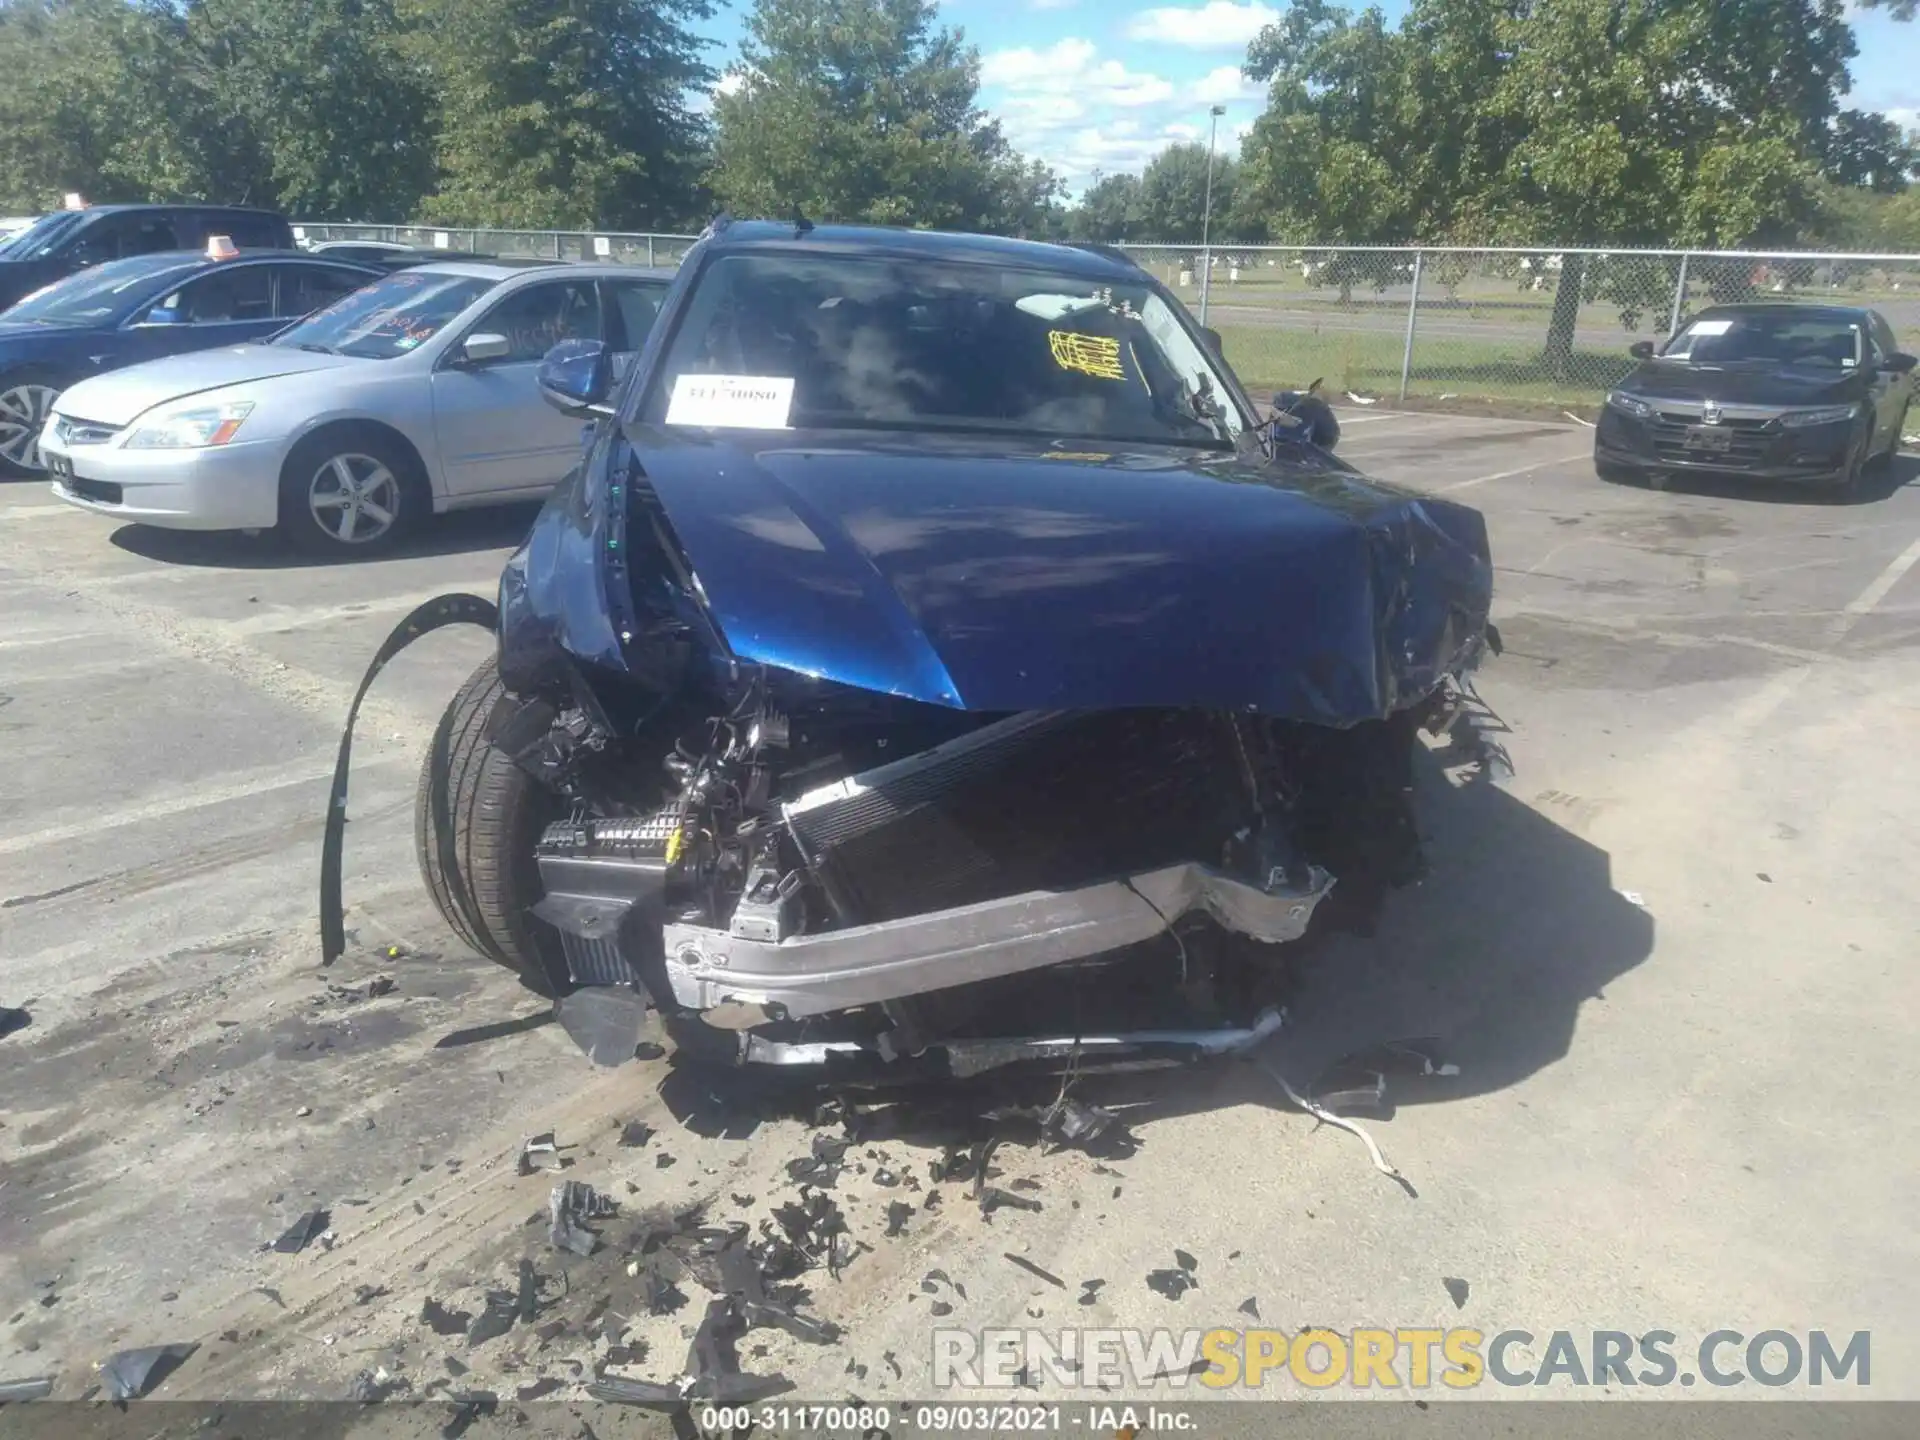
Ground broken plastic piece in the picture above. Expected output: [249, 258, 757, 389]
[554, 985, 652, 1066]
[1309, 1038, 1460, 1117]
[0, 1006, 30, 1040]
[97, 1343, 198, 1401]
[1174, 1249, 1197, 1273]
[885, 1201, 912, 1237]
[517, 1259, 539, 1321]
[619, 1121, 655, 1148]
[979, 1187, 1042, 1217]
[518, 1133, 563, 1175]
[549, 1182, 614, 1251]
[423, 1298, 470, 1335]
[442, 1390, 497, 1439]
[1444, 1276, 1470, 1309]
[0, 1376, 54, 1403]
[1005, 1253, 1065, 1289]
[929, 1300, 953, 1317]
[1238, 1296, 1260, 1319]
[1145, 1269, 1196, 1301]
[271, 1209, 330, 1254]
[467, 1291, 517, 1346]
[587, 1376, 685, 1409]
[1259, 1057, 1414, 1195]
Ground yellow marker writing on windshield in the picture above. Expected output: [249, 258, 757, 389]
[1049, 330, 1126, 381]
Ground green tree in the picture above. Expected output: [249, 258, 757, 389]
[0, 0, 435, 220]
[709, 0, 1059, 230]
[190, 0, 436, 220]
[1069, 172, 1144, 242]
[1135, 143, 1238, 244]
[404, 0, 715, 229]
[1239, 0, 1918, 376]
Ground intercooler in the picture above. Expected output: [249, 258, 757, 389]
[657, 709, 1332, 1020]
[780, 709, 1257, 925]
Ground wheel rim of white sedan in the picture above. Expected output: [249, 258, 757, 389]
[0, 384, 59, 471]
[307, 453, 401, 545]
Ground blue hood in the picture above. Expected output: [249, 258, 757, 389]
[502, 428, 1493, 727]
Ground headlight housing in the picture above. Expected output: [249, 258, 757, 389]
[1606, 390, 1654, 419]
[125, 400, 255, 450]
[1778, 403, 1857, 429]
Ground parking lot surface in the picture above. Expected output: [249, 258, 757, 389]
[3, 414, 1918, 1406]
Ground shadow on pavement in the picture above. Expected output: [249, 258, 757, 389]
[106, 501, 545, 569]
[1600, 451, 1918, 508]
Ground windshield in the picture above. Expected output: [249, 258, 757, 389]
[1661, 311, 1863, 369]
[1, 255, 194, 325]
[638, 252, 1247, 447]
[0, 211, 84, 260]
[270, 269, 491, 359]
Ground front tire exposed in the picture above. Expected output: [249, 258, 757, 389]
[415, 654, 569, 995]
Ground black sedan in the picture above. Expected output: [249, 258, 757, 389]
[0, 248, 378, 475]
[1595, 303, 1916, 497]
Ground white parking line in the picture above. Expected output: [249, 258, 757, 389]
[1827, 533, 1920, 640]
[1435, 451, 1592, 493]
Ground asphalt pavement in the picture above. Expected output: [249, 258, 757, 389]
[2, 414, 1917, 1411]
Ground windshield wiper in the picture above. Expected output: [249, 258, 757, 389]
[289, 342, 336, 355]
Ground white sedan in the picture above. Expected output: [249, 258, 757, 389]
[41, 259, 673, 554]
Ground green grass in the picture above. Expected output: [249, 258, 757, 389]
[1218, 323, 1638, 407]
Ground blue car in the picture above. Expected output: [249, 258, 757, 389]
[0, 248, 379, 475]
[326, 220, 1498, 1081]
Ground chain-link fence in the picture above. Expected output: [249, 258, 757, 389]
[1120, 245, 1920, 409]
[292, 228, 1920, 409]
[291, 222, 702, 269]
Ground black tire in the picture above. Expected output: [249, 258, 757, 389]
[278, 424, 427, 556]
[415, 654, 569, 994]
[0, 369, 65, 479]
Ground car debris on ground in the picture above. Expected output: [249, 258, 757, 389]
[97, 1343, 198, 1401]
[0, 1376, 55, 1403]
[267, 1209, 330, 1254]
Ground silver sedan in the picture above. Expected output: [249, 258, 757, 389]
[41, 259, 674, 553]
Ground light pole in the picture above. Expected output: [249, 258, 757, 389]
[1198, 103, 1226, 326]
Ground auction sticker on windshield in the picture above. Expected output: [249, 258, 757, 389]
[666, 374, 794, 429]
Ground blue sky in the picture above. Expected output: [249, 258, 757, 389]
[693, 1, 1920, 197]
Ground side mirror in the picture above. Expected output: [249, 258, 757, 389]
[1886, 351, 1918, 374]
[1201, 326, 1224, 356]
[1629, 340, 1656, 360]
[537, 338, 612, 417]
[461, 332, 512, 366]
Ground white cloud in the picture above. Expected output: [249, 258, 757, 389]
[982, 40, 1173, 107]
[1883, 105, 1919, 132]
[1123, 2, 1278, 48]
[1194, 65, 1260, 105]
[981, 38, 1176, 107]
[716, 71, 748, 97]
